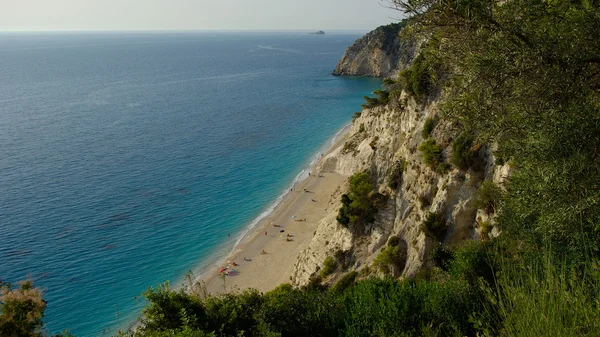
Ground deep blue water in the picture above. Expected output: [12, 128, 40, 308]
[0, 32, 379, 336]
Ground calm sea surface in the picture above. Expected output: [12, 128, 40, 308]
[0, 32, 380, 336]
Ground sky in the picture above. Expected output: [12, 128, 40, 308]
[0, 0, 404, 32]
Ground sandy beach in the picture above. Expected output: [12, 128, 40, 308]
[198, 130, 349, 295]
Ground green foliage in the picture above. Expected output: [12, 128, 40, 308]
[421, 117, 436, 138]
[337, 172, 380, 229]
[448, 241, 495, 286]
[331, 272, 358, 293]
[139, 282, 207, 333]
[451, 133, 475, 170]
[358, 123, 365, 133]
[492, 257, 600, 337]
[131, 276, 485, 337]
[420, 212, 448, 241]
[0, 280, 47, 337]
[320, 256, 337, 278]
[400, 40, 442, 98]
[473, 181, 502, 214]
[435, 161, 451, 175]
[373, 245, 404, 275]
[395, 0, 600, 258]
[361, 89, 390, 109]
[418, 139, 443, 170]
[430, 243, 453, 271]
[341, 278, 483, 337]
[351, 111, 361, 122]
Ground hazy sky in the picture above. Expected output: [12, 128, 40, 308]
[0, 0, 403, 32]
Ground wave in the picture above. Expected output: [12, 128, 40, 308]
[188, 122, 350, 283]
[256, 45, 302, 53]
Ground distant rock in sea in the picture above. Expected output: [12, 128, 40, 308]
[310, 31, 325, 35]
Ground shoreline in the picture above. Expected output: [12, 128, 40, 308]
[197, 124, 349, 294]
[128, 123, 349, 331]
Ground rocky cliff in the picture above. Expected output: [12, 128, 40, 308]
[292, 27, 509, 286]
[332, 22, 413, 78]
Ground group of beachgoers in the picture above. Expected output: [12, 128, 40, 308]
[219, 260, 240, 276]
[220, 172, 323, 279]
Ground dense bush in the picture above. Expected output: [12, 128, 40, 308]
[320, 256, 337, 278]
[473, 180, 502, 214]
[421, 117, 436, 138]
[420, 212, 448, 241]
[373, 245, 404, 275]
[361, 89, 390, 109]
[0, 280, 47, 337]
[418, 139, 443, 170]
[129, 276, 486, 337]
[396, 0, 600, 258]
[399, 40, 442, 98]
[337, 172, 381, 229]
[451, 133, 475, 170]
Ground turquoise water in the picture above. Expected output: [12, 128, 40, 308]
[0, 32, 380, 336]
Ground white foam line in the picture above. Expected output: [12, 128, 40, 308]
[128, 123, 351, 332]
[190, 122, 351, 282]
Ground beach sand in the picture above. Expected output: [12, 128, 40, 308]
[199, 132, 348, 295]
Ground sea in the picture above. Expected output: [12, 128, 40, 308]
[0, 31, 380, 336]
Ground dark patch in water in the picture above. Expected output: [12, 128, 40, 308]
[102, 244, 118, 251]
[6, 249, 31, 258]
[37, 272, 53, 280]
[109, 213, 129, 222]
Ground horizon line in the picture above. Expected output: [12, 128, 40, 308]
[0, 28, 372, 34]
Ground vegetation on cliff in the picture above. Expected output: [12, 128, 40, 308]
[7, 1, 600, 336]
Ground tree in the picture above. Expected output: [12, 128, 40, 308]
[0, 280, 47, 337]
[388, 0, 600, 258]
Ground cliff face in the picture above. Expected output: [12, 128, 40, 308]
[332, 22, 414, 78]
[292, 27, 510, 286]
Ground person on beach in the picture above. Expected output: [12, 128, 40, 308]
[261, 249, 266, 254]
[265, 231, 267, 236]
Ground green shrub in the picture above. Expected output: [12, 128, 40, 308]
[448, 240, 495, 286]
[387, 235, 400, 247]
[0, 280, 47, 337]
[358, 123, 365, 133]
[351, 111, 361, 121]
[320, 256, 337, 278]
[400, 40, 442, 98]
[451, 133, 475, 170]
[331, 272, 358, 293]
[435, 161, 452, 175]
[361, 89, 389, 109]
[373, 245, 405, 275]
[418, 139, 443, 170]
[473, 180, 502, 213]
[420, 212, 448, 241]
[337, 172, 379, 228]
[422, 117, 437, 138]
[430, 244, 454, 271]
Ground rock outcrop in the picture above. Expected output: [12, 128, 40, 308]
[292, 25, 510, 287]
[332, 22, 414, 78]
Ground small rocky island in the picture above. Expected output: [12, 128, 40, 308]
[310, 30, 325, 35]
